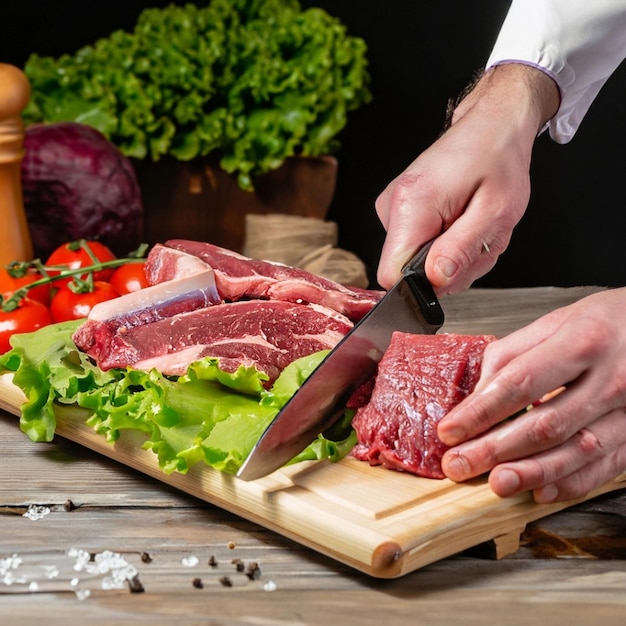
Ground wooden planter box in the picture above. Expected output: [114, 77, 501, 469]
[133, 156, 338, 253]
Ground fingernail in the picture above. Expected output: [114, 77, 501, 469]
[444, 453, 471, 480]
[438, 422, 466, 445]
[494, 468, 520, 495]
[436, 256, 457, 279]
[535, 484, 559, 503]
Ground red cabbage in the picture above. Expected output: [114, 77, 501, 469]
[21, 122, 144, 259]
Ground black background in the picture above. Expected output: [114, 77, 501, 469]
[3, 1, 625, 288]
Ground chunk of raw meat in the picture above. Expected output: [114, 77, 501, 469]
[90, 300, 353, 381]
[144, 240, 384, 322]
[351, 332, 495, 479]
[73, 270, 221, 360]
[141, 243, 210, 283]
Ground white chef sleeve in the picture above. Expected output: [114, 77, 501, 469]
[486, 0, 626, 143]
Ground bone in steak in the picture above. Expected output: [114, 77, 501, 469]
[144, 240, 384, 323]
[73, 270, 221, 361]
[89, 300, 353, 381]
[351, 332, 495, 479]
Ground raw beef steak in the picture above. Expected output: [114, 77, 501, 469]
[73, 269, 221, 359]
[351, 332, 495, 479]
[87, 299, 353, 381]
[145, 240, 384, 322]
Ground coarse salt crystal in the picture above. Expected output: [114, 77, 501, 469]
[22, 505, 50, 521]
[0, 554, 22, 574]
[41, 565, 59, 579]
[181, 555, 199, 568]
[68, 548, 91, 572]
[75, 588, 91, 601]
[1, 554, 23, 586]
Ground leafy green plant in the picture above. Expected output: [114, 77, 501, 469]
[0, 321, 357, 475]
[23, 0, 371, 189]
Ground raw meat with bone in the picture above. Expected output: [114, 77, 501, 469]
[89, 299, 352, 380]
[145, 240, 384, 322]
[72, 269, 221, 361]
[351, 332, 495, 479]
[73, 238, 380, 382]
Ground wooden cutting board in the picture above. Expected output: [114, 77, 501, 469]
[1, 287, 625, 578]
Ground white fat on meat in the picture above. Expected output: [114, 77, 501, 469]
[92, 300, 353, 383]
[72, 269, 222, 358]
[145, 240, 385, 323]
[87, 269, 220, 322]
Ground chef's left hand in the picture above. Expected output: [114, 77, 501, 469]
[437, 287, 626, 503]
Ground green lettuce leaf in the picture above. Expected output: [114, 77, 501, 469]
[0, 322, 355, 475]
[22, 0, 372, 190]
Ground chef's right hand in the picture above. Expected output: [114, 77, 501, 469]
[375, 64, 560, 295]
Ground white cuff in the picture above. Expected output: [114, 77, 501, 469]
[486, 0, 626, 143]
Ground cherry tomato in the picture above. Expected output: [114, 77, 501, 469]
[50, 281, 120, 323]
[109, 262, 149, 295]
[0, 298, 53, 354]
[0, 267, 50, 306]
[45, 241, 117, 287]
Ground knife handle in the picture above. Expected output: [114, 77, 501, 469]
[401, 240, 445, 327]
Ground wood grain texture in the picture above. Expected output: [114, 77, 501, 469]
[2, 288, 626, 622]
[1, 287, 625, 580]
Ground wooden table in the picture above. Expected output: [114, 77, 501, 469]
[2, 287, 626, 624]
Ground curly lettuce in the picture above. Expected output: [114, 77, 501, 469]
[0, 321, 356, 475]
[23, 0, 372, 190]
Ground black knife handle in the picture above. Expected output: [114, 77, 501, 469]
[401, 240, 445, 327]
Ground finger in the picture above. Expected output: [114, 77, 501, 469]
[467, 303, 568, 386]
[440, 375, 609, 482]
[376, 183, 517, 295]
[487, 407, 626, 498]
[424, 191, 520, 295]
[375, 177, 444, 289]
[438, 319, 594, 446]
[533, 440, 626, 503]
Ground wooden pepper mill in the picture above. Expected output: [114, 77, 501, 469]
[0, 63, 33, 264]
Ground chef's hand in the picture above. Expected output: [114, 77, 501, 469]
[375, 64, 560, 294]
[438, 288, 626, 503]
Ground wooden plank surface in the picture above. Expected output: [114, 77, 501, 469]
[2, 405, 626, 624]
[3, 384, 624, 580]
[2, 287, 626, 623]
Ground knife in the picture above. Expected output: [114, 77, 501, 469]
[236, 241, 445, 481]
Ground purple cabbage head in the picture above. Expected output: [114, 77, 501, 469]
[21, 122, 144, 259]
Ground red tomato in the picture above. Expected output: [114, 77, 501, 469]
[50, 281, 119, 323]
[45, 241, 117, 287]
[109, 262, 149, 295]
[0, 298, 53, 353]
[0, 267, 50, 306]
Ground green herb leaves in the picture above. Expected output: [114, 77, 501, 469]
[23, 0, 371, 189]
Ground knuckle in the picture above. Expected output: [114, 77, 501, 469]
[526, 408, 569, 446]
[481, 340, 506, 371]
[480, 438, 500, 469]
[493, 366, 535, 407]
[575, 428, 604, 459]
[482, 225, 513, 258]
[576, 321, 612, 357]
[387, 171, 428, 207]
[462, 398, 496, 435]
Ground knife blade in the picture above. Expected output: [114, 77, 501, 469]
[236, 241, 445, 481]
